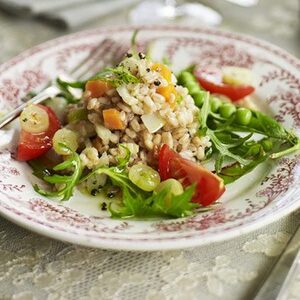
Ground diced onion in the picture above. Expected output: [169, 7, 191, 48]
[98, 152, 109, 167]
[141, 113, 165, 133]
[95, 124, 111, 145]
[116, 85, 138, 106]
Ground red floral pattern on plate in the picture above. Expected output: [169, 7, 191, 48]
[0, 26, 299, 250]
[166, 37, 257, 68]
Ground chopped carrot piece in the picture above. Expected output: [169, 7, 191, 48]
[103, 109, 125, 130]
[157, 84, 177, 108]
[85, 80, 111, 98]
[151, 63, 172, 82]
[151, 63, 176, 107]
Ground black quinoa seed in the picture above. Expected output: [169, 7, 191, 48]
[146, 68, 150, 72]
[154, 80, 161, 86]
[138, 52, 146, 59]
[101, 202, 107, 211]
[126, 53, 133, 58]
[107, 191, 115, 198]
[91, 189, 98, 196]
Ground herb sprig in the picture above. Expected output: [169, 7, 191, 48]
[109, 185, 197, 219]
[32, 144, 198, 218]
[91, 66, 140, 87]
[80, 161, 198, 219]
[33, 144, 83, 201]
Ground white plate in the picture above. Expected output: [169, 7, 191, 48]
[0, 25, 299, 251]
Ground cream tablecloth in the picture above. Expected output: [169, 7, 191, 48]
[0, 1, 299, 299]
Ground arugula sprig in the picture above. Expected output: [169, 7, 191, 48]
[56, 78, 84, 103]
[33, 144, 83, 201]
[109, 185, 197, 219]
[81, 163, 198, 219]
[199, 92, 300, 184]
[54, 64, 140, 104]
[31, 142, 199, 218]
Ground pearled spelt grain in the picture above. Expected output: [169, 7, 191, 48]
[73, 55, 210, 167]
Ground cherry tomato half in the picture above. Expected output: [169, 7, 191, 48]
[194, 66, 255, 102]
[158, 144, 225, 206]
[17, 105, 61, 161]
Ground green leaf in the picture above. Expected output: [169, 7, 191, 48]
[116, 145, 131, 168]
[109, 186, 151, 218]
[254, 111, 287, 139]
[92, 66, 140, 87]
[199, 92, 210, 128]
[53, 159, 74, 171]
[110, 185, 198, 219]
[270, 138, 300, 159]
[215, 154, 224, 174]
[43, 174, 73, 184]
[214, 132, 253, 148]
[152, 185, 198, 218]
[28, 159, 51, 180]
[34, 144, 83, 201]
[56, 78, 85, 89]
[56, 78, 82, 104]
[208, 130, 250, 165]
[219, 155, 267, 184]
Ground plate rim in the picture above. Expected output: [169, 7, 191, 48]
[0, 24, 299, 251]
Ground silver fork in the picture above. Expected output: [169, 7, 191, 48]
[0, 38, 125, 129]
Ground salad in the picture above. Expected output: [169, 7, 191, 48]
[15, 34, 300, 219]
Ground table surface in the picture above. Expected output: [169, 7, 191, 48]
[0, 1, 299, 300]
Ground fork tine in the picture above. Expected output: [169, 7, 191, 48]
[72, 39, 120, 80]
[82, 41, 127, 80]
[0, 39, 126, 129]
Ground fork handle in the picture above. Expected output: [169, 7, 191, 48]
[0, 86, 60, 129]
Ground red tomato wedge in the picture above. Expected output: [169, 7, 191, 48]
[194, 66, 255, 102]
[17, 105, 61, 161]
[158, 144, 225, 206]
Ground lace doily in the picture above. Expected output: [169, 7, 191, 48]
[0, 0, 299, 299]
[0, 214, 298, 300]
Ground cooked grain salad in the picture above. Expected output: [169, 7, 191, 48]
[80, 55, 209, 168]
[16, 35, 300, 219]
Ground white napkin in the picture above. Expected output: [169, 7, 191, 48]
[0, 0, 138, 28]
[40, 0, 139, 28]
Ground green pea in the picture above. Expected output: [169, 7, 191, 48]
[261, 139, 273, 152]
[235, 108, 252, 125]
[185, 81, 200, 94]
[210, 96, 222, 113]
[219, 103, 236, 119]
[191, 91, 206, 107]
[248, 144, 261, 156]
[179, 71, 195, 84]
